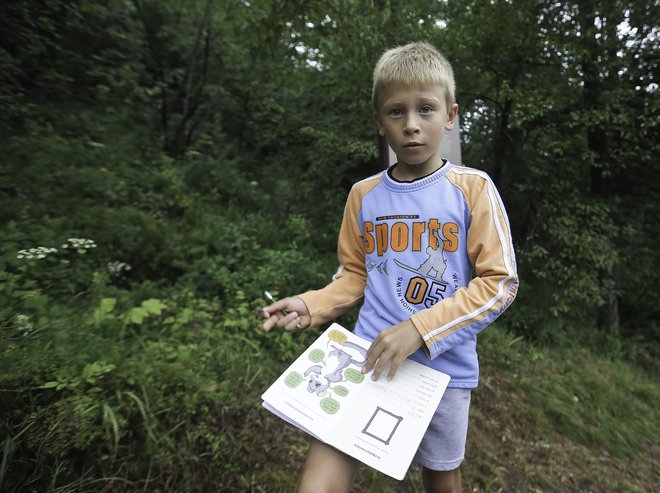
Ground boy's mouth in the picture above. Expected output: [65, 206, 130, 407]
[403, 142, 423, 148]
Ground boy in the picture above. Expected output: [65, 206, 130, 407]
[262, 42, 518, 493]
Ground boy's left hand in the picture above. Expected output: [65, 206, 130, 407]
[362, 319, 424, 381]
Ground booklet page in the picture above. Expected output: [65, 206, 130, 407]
[261, 323, 450, 480]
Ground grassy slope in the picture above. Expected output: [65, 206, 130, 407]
[1, 291, 657, 492]
[241, 326, 659, 493]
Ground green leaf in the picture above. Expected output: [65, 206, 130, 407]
[141, 298, 166, 315]
[39, 381, 60, 389]
[125, 307, 148, 325]
[91, 297, 117, 326]
[100, 297, 117, 314]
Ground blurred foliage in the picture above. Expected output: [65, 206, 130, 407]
[0, 0, 658, 490]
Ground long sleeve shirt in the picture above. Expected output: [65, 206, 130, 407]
[298, 163, 519, 388]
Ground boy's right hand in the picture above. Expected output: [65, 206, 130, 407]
[261, 297, 311, 333]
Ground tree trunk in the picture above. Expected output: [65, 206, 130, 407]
[578, 1, 620, 332]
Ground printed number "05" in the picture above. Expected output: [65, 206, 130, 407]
[405, 277, 448, 308]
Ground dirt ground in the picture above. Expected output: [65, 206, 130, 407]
[233, 363, 658, 493]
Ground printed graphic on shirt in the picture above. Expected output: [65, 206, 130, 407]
[393, 229, 453, 313]
[362, 218, 459, 257]
[366, 259, 389, 276]
[363, 217, 460, 314]
[394, 229, 447, 281]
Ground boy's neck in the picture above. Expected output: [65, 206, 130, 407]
[390, 160, 447, 183]
[389, 160, 447, 183]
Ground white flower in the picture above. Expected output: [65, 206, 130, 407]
[17, 246, 57, 260]
[15, 314, 34, 333]
[107, 260, 132, 275]
[62, 237, 97, 252]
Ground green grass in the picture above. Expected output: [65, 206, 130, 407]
[207, 323, 660, 492]
[2, 296, 658, 492]
[464, 327, 660, 492]
[479, 328, 660, 458]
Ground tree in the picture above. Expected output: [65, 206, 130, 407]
[434, 0, 658, 340]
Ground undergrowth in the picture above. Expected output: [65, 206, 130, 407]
[3, 296, 657, 492]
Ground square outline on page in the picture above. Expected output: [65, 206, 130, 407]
[361, 406, 404, 445]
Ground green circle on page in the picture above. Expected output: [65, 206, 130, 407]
[344, 368, 365, 384]
[284, 371, 303, 388]
[308, 349, 325, 363]
[320, 397, 340, 414]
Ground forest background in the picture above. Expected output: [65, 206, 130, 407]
[1, 1, 658, 491]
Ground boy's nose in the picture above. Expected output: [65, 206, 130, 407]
[403, 115, 420, 133]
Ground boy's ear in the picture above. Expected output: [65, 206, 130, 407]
[373, 111, 385, 136]
[445, 103, 459, 131]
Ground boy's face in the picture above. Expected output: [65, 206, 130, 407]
[374, 83, 458, 180]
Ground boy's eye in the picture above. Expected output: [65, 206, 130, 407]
[389, 108, 403, 117]
[420, 105, 434, 114]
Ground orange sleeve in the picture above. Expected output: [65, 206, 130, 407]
[410, 172, 519, 358]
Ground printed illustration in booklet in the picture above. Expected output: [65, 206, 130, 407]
[261, 323, 450, 480]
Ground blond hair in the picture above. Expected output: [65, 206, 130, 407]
[372, 42, 455, 110]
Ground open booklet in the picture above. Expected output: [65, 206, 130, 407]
[261, 323, 450, 480]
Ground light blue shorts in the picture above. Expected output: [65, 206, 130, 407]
[414, 388, 472, 471]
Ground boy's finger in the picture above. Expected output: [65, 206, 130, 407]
[386, 355, 404, 381]
[261, 306, 294, 332]
[264, 299, 288, 315]
[282, 312, 300, 331]
[371, 351, 391, 381]
[262, 314, 280, 332]
[260, 307, 272, 319]
[362, 343, 382, 374]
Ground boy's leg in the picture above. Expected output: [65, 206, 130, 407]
[296, 437, 360, 493]
[415, 389, 471, 493]
[421, 467, 462, 493]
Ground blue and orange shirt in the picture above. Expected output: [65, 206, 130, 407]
[299, 163, 519, 388]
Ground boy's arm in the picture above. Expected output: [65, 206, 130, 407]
[411, 172, 519, 359]
[297, 184, 370, 326]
